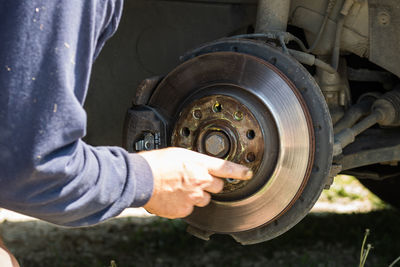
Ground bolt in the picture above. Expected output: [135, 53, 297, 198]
[234, 111, 243, 121]
[135, 132, 155, 151]
[144, 141, 151, 150]
[204, 131, 230, 158]
[378, 11, 390, 26]
[192, 109, 202, 120]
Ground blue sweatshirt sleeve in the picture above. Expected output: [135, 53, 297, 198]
[0, 0, 154, 226]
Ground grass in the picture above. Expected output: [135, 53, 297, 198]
[359, 229, 372, 267]
[1, 209, 399, 266]
[319, 175, 387, 210]
[0, 175, 398, 266]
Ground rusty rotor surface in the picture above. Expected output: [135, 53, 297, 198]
[149, 51, 314, 233]
[172, 95, 264, 194]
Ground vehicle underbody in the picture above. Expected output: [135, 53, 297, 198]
[85, 0, 400, 244]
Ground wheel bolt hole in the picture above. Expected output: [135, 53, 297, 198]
[226, 178, 239, 184]
[181, 127, 190, 137]
[212, 101, 223, 113]
[246, 130, 255, 140]
[246, 152, 256, 163]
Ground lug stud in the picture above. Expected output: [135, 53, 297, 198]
[192, 109, 202, 120]
[234, 111, 243, 121]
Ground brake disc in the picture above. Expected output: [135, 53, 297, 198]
[163, 52, 314, 234]
[125, 39, 333, 244]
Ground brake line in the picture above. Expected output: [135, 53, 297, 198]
[306, 0, 337, 53]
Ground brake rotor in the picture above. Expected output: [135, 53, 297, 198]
[149, 50, 314, 233]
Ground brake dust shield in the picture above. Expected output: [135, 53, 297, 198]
[148, 51, 314, 235]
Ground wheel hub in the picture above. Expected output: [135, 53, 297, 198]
[172, 95, 265, 194]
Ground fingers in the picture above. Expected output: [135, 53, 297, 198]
[170, 147, 253, 180]
[194, 192, 211, 207]
[181, 165, 224, 194]
[203, 177, 224, 194]
[197, 153, 253, 180]
[140, 147, 254, 220]
[189, 190, 211, 207]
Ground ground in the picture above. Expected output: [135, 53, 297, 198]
[1, 176, 399, 267]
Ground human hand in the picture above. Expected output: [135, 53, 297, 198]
[0, 235, 19, 267]
[138, 147, 252, 219]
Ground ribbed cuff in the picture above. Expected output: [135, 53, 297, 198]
[128, 153, 154, 207]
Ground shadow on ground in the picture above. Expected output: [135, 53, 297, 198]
[1, 209, 399, 267]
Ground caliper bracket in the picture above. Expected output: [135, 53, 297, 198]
[123, 76, 167, 152]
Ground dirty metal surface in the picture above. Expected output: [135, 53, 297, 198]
[175, 39, 332, 244]
[123, 106, 167, 153]
[339, 128, 400, 171]
[149, 51, 313, 233]
[369, 0, 400, 77]
[171, 95, 264, 194]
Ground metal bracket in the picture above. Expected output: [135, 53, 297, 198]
[186, 225, 214, 241]
[337, 128, 400, 171]
[123, 105, 168, 152]
[325, 164, 342, 189]
[123, 75, 167, 152]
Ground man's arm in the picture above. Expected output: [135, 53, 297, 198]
[0, 0, 155, 226]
